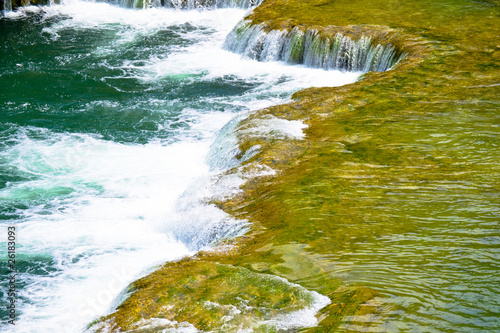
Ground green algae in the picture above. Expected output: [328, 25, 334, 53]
[96, 0, 499, 331]
[91, 258, 327, 332]
[284, 27, 305, 64]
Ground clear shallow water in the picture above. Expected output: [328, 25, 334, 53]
[332, 107, 500, 332]
[0, 1, 358, 332]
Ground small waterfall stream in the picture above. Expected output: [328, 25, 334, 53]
[3, 0, 12, 11]
[119, 0, 263, 9]
[224, 21, 406, 72]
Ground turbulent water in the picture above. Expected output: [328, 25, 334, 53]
[0, 1, 359, 332]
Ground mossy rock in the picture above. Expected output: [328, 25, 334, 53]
[92, 260, 332, 332]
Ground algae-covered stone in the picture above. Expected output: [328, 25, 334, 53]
[92, 261, 331, 332]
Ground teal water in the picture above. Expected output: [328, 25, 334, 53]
[0, 2, 358, 331]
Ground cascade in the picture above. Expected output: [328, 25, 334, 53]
[120, 0, 263, 9]
[3, 0, 12, 11]
[0, 0, 261, 16]
[224, 21, 406, 72]
[120, 0, 149, 8]
[206, 114, 247, 172]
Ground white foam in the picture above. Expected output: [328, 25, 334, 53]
[261, 290, 332, 331]
[2, 4, 42, 19]
[39, 2, 246, 41]
[2, 130, 203, 331]
[139, 36, 360, 95]
[116, 318, 198, 333]
[241, 115, 309, 140]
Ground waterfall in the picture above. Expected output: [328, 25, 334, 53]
[120, 0, 149, 8]
[3, 0, 12, 11]
[224, 21, 406, 72]
[0, 0, 261, 14]
[120, 0, 263, 9]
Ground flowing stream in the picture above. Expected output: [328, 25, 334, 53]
[0, 1, 359, 331]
